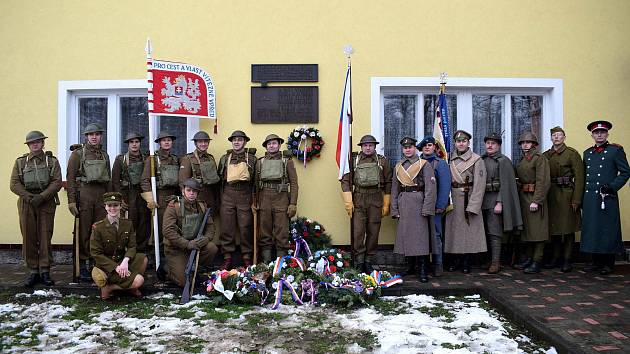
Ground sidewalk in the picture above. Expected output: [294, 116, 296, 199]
[1, 262, 628, 354]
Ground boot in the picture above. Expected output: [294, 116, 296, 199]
[220, 257, 232, 270]
[543, 258, 558, 269]
[418, 256, 429, 283]
[448, 256, 460, 272]
[462, 255, 471, 274]
[79, 266, 92, 282]
[404, 256, 416, 276]
[24, 273, 40, 287]
[524, 261, 541, 274]
[40, 272, 55, 286]
[560, 260, 573, 273]
[433, 263, 443, 277]
[363, 261, 375, 274]
[156, 263, 167, 281]
[513, 257, 532, 270]
[261, 249, 273, 264]
[488, 261, 501, 274]
[599, 266, 613, 275]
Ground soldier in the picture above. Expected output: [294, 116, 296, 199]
[140, 130, 180, 272]
[444, 130, 487, 273]
[217, 130, 257, 269]
[179, 131, 220, 212]
[340, 134, 392, 273]
[254, 134, 299, 263]
[391, 137, 437, 283]
[10, 131, 62, 286]
[514, 132, 550, 274]
[66, 123, 112, 281]
[90, 192, 147, 300]
[581, 121, 630, 274]
[162, 179, 218, 286]
[418, 136, 451, 276]
[542, 126, 584, 272]
[481, 133, 523, 274]
[112, 132, 150, 253]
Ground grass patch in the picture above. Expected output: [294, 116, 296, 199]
[416, 304, 456, 322]
[0, 322, 42, 351]
[442, 342, 467, 349]
[371, 298, 411, 315]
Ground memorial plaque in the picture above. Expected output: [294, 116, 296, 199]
[251, 86, 318, 123]
[252, 64, 318, 83]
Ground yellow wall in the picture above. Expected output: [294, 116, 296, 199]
[1, 0, 629, 245]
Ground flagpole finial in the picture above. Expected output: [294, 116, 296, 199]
[439, 72, 448, 85]
[343, 44, 354, 58]
[145, 38, 153, 57]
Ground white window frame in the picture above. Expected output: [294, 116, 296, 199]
[371, 77, 563, 159]
[57, 80, 199, 179]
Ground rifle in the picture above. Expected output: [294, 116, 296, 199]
[73, 190, 81, 283]
[253, 204, 258, 265]
[181, 207, 212, 304]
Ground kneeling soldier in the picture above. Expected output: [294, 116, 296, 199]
[10, 131, 62, 286]
[255, 134, 299, 263]
[163, 179, 218, 287]
[91, 192, 148, 300]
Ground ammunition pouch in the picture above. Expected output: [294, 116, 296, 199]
[157, 164, 179, 188]
[354, 162, 380, 187]
[81, 159, 110, 183]
[554, 176, 574, 187]
[485, 180, 501, 192]
[520, 183, 536, 193]
[22, 164, 51, 191]
[260, 182, 290, 193]
[260, 159, 284, 182]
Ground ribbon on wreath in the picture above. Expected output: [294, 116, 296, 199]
[208, 274, 235, 300]
[250, 283, 270, 306]
[271, 278, 304, 310]
[272, 256, 305, 277]
[300, 279, 318, 305]
[320, 280, 365, 294]
[364, 270, 403, 295]
[297, 129, 308, 168]
[314, 257, 332, 276]
[291, 228, 312, 259]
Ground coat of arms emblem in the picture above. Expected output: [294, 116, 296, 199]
[160, 75, 202, 113]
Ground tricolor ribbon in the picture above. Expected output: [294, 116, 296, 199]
[291, 228, 312, 259]
[364, 271, 403, 294]
[272, 256, 305, 277]
[298, 130, 308, 168]
[300, 279, 318, 305]
[271, 278, 304, 310]
[210, 275, 235, 300]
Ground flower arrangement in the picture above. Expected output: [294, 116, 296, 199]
[289, 217, 332, 253]
[286, 126, 324, 165]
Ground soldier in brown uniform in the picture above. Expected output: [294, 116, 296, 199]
[481, 133, 523, 274]
[163, 179, 218, 286]
[542, 126, 584, 272]
[340, 135, 392, 273]
[10, 131, 62, 286]
[66, 123, 112, 281]
[91, 192, 147, 299]
[254, 134, 299, 263]
[140, 131, 180, 262]
[391, 137, 437, 282]
[217, 130, 257, 269]
[112, 132, 150, 253]
[179, 131, 220, 213]
[514, 132, 551, 274]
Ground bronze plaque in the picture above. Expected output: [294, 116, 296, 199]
[251, 86, 319, 123]
[252, 64, 318, 83]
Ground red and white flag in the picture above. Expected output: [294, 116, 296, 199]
[148, 59, 216, 119]
[336, 67, 352, 180]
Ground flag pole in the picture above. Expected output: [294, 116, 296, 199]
[146, 38, 161, 271]
[344, 45, 355, 267]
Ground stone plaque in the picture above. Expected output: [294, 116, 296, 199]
[251, 86, 318, 123]
[252, 64, 318, 83]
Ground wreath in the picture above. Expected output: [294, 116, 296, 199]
[286, 126, 325, 165]
[289, 217, 332, 252]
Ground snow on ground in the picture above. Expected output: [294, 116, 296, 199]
[0, 291, 557, 353]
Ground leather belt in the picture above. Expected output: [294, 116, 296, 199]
[452, 182, 473, 188]
[400, 185, 424, 193]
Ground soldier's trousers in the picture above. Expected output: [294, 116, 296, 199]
[155, 187, 179, 247]
[198, 185, 218, 215]
[18, 197, 56, 270]
[78, 184, 108, 261]
[165, 243, 218, 287]
[258, 189, 290, 252]
[220, 185, 254, 260]
[432, 215, 444, 265]
[525, 241, 545, 263]
[483, 209, 505, 263]
[549, 233, 574, 261]
[125, 188, 151, 253]
[353, 191, 383, 263]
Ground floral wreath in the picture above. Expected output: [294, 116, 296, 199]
[286, 126, 324, 166]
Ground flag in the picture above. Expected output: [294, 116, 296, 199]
[336, 66, 352, 180]
[433, 88, 450, 160]
[148, 59, 216, 119]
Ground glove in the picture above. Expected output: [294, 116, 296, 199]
[381, 194, 391, 217]
[68, 202, 79, 217]
[187, 239, 199, 250]
[341, 191, 354, 216]
[195, 236, 209, 249]
[287, 204, 297, 218]
[141, 192, 159, 210]
[30, 194, 45, 207]
[600, 184, 615, 194]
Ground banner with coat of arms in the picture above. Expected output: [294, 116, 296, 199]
[148, 59, 216, 119]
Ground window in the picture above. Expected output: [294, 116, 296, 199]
[58, 80, 199, 178]
[372, 77, 562, 164]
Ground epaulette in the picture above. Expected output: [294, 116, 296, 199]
[610, 143, 623, 149]
[19, 153, 28, 158]
[69, 144, 83, 152]
[282, 150, 293, 158]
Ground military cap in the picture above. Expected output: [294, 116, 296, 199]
[181, 178, 202, 191]
[24, 131, 48, 144]
[262, 133, 284, 147]
[192, 131, 212, 141]
[484, 133, 503, 144]
[357, 135, 380, 146]
[587, 120, 612, 132]
[102, 192, 123, 204]
[83, 123, 105, 135]
[549, 126, 565, 135]
[123, 131, 144, 143]
[154, 131, 177, 143]
[228, 130, 250, 142]
[518, 131, 539, 145]
[399, 136, 417, 147]
[417, 136, 436, 150]
[453, 130, 472, 141]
